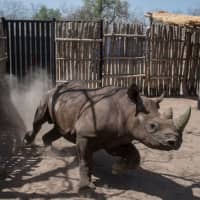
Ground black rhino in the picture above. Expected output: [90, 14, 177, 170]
[23, 81, 191, 190]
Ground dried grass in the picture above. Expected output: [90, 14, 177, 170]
[145, 11, 200, 26]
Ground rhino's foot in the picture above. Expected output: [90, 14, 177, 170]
[78, 181, 96, 194]
[112, 159, 140, 175]
[78, 175, 95, 191]
[23, 131, 35, 145]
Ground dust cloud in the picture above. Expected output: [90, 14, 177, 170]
[8, 70, 52, 130]
[0, 70, 53, 176]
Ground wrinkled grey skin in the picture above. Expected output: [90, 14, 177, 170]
[23, 81, 191, 191]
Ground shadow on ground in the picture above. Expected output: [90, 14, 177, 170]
[94, 151, 200, 200]
[0, 145, 107, 199]
[0, 146, 199, 200]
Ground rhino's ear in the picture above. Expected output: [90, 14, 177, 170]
[154, 92, 165, 105]
[127, 83, 139, 103]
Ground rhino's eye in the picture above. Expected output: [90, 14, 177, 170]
[145, 122, 159, 133]
[150, 123, 156, 129]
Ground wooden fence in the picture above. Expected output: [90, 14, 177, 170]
[55, 21, 146, 90]
[0, 18, 7, 74]
[55, 21, 102, 88]
[2, 19, 200, 96]
[103, 23, 146, 91]
[147, 24, 200, 96]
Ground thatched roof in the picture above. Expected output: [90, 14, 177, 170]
[145, 11, 200, 27]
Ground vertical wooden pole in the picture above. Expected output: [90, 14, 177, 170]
[52, 18, 56, 86]
[145, 22, 151, 96]
[183, 31, 191, 96]
[99, 19, 103, 87]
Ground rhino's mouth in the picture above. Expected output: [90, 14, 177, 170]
[147, 142, 181, 151]
[162, 134, 182, 150]
[143, 134, 182, 151]
[159, 141, 181, 151]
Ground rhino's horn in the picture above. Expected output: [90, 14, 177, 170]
[174, 107, 191, 133]
[163, 107, 173, 119]
[155, 92, 165, 104]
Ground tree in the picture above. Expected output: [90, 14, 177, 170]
[66, 0, 129, 24]
[188, 8, 200, 16]
[33, 5, 62, 20]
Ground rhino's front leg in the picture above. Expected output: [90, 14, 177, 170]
[106, 143, 140, 174]
[42, 127, 62, 146]
[76, 136, 94, 191]
[23, 105, 48, 145]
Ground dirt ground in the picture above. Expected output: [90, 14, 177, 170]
[0, 98, 200, 200]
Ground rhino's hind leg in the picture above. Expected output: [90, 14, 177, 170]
[76, 137, 95, 191]
[106, 143, 140, 175]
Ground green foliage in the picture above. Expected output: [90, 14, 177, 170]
[188, 8, 200, 16]
[67, 0, 129, 23]
[33, 5, 62, 20]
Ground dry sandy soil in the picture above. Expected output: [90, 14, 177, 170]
[0, 98, 200, 200]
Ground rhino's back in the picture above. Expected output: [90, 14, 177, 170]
[50, 86, 127, 136]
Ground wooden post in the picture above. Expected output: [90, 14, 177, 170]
[182, 31, 192, 96]
[99, 19, 103, 87]
[145, 23, 151, 96]
[52, 18, 56, 86]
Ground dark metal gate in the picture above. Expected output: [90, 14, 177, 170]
[5, 19, 56, 84]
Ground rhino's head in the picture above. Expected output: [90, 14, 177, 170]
[127, 84, 191, 151]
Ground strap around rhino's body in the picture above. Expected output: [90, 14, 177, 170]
[50, 83, 122, 129]
[50, 82, 89, 126]
[51, 82, 70, 125]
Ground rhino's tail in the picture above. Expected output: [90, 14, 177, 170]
[23, 94, 52, 145]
